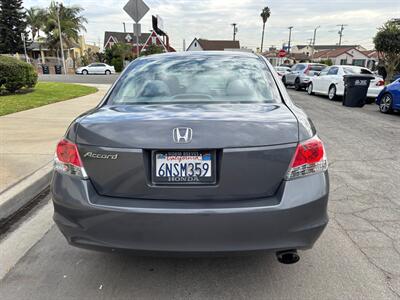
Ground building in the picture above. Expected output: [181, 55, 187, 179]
[291, 44, 367, 56]
[313, 47, 376, 67]
[103, 31, 175, 54]
[186, 38, 240, 51]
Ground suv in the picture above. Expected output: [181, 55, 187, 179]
[283, 63, 327, 90]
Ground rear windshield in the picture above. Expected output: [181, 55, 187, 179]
[310, 65, 325, 71]
[107, 54, 281, 105]
[343, 67, 373, 75]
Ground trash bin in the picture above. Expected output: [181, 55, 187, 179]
[41, 65, 49, 75]
[343, 74, 374, 107]
[54, 65, 62, 75]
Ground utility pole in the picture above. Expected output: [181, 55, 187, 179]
[311, 25, 320, 61]
[336, 24, 348, 46]
[56, 3, 67, 75]
[287, 26, 293, 54]
[123, 22, 126, 32]
[307, 38, 313, 46]
[183, 39, 186, 51]
[231, 23, 238, 41]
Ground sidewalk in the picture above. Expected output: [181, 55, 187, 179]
[0, 84, 110, 194]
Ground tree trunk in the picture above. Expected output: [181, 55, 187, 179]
[260, 22, 266, 52]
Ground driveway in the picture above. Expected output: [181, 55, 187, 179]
[0, 90, 399, 299]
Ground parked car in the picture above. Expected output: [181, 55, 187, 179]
[376, 78, 400, 113]
[51, 51, 329, 263]
[76, 63, 115, 75]
[283, 63, 327, 90]
[307, 65, 385, 102]
[274, 66, 291, 79]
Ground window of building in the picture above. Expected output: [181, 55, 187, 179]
[340, 59, 347, 65]
[352, 59, 366, 67]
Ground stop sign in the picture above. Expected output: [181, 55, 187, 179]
[278, 49, 287, 57]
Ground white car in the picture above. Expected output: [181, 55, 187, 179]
[274, 66, 291, 78]
[76, 63, 116, 75]
[307, 65, 384, 101]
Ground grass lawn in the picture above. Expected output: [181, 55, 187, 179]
[0, 82, 98, 116]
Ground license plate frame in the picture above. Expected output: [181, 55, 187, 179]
[151, 150, 217, 185]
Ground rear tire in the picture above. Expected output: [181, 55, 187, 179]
[294, 78, 301, 91]
[282, 76, 287, 87]
[82, 69, 88, 75]
[307, 83, 314, 95]
[328, 85, 337, 101]
[379, 93, 393, 114]
[105, 70, 111, 75]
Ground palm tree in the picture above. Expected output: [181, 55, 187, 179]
[260, 6, 271, 53]
[43, 1, 87, 51]
[26, 7, 46, 41]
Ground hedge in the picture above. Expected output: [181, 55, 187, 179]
[0, 56, 38, 93]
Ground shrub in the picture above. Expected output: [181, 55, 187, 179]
[111, 57, 124, 73]
[0, 56, 38, 93]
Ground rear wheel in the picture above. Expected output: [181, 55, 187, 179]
[379, 93, 393, 114]
[328, 85, 337, 101]
[294, 78, 301, 91]
[105, 70, 111, 75]
[282, 76, 287, 87]
[307, 83, 314, 95]
[82, 69, 88, 75]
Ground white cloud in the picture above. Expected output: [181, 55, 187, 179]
[24, 0, 400, 50]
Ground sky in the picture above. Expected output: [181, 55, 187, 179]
[24, 0, 400, 51]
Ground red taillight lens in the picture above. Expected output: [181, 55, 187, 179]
[291, 138, 325, 168]
[286, 136, 328, 180]
[376, 80, 384, 86]
[304, 65, 311, 75]
[56, 139, 82, 167]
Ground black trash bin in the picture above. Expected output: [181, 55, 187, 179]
[343, 74, 374, 107]
[41, 65, 49, 75]
[54, 65, 62, 75]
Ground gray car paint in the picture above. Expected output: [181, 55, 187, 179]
[52, 51, 329, 253]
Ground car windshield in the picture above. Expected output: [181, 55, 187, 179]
[343, 67, 373, 75]
[107, 54, 281, 105]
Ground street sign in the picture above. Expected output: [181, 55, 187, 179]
[123, 0, 149, 23]
[133, 23, 141, 37]
[278, 49, 287, 58]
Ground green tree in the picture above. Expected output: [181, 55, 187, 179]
[105, 43, 133, 70]
[43, 2, 87, 52]
[260, 6, 271, 53]
[140, 44, 164, 56]
[26, 7, 46, 41]
[373, 19, 400, 82]
[0, 0, 27, 54]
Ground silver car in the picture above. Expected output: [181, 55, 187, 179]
[52, 52, 329, 264]
[76, 63, 115, 75]
[284, 63, 327, 90]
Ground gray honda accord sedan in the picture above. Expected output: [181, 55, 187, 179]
[51, 51, 329, 263]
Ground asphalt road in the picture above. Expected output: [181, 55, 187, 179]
[39, 74, 119, 85]
[0, 89, 399, 299]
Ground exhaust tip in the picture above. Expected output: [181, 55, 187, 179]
[276, 249, 300, 264]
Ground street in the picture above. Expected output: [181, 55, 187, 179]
[0, 89, 399, 299]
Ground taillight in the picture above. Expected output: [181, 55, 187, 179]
[54, 139, 88, 178]
[376, 80, 384, 86]
[285, 136, 328, 180]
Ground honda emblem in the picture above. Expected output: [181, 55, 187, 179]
[173, 128, 193, 144]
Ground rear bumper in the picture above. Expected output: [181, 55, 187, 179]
[367, 86, 384, 98]
[51, 171, 329, 253]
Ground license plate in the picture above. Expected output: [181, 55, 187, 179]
[153, 151, 215, 184]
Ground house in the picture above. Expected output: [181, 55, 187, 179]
[262, 50, 311, 66]
[291, 44, 366, 55]
[103, 31, 175, 54]
[313, 47, 374, 67]
[186, 38, 240, 51]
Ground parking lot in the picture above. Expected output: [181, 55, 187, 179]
[0, 88, 399, 299]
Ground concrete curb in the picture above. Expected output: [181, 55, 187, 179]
[0, 163, 53, 224]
